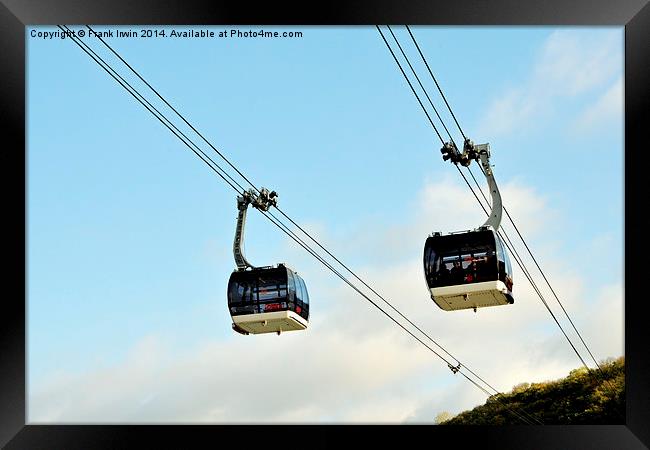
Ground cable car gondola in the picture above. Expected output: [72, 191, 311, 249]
[226, 188, 310, 335]
[228, 264, 310, 335]
[423, 140, 514, 312]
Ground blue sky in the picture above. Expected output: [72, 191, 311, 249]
[27, 26, 623, 422]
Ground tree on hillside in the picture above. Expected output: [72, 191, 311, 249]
[440, 356, 624, 425]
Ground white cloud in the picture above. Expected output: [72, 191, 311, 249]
[573, 77, 623, 132]
[576, 282, 624, 361]
[29, 177, 623, 424]
[533, 31, 620, 96]
[476, 30, 621, 138]
[30, 329, 433, 423]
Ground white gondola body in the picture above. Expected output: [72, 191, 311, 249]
[232, 310, 308, 335]
[430, 280, 512, 311]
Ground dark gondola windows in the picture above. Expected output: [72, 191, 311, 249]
[229, 279, 251, 306]
[425, 232, 499, 289]
[255, 275, 285, 302]
[424, 246, 436, 285]
[496, 236, 514, 291]
[294, 274, 309, 319]
[287, 269, 296, 300]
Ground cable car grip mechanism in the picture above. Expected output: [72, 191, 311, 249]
[440, 139, 502, 232]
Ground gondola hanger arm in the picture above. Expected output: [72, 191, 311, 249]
[233, 187, 278, 270]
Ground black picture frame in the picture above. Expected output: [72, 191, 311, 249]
[2, 1, 648, 448]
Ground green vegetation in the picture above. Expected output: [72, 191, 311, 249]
[438, 356, 625, 425]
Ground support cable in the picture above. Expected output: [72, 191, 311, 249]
[376, 26, 445, 144]
[405, 25, 467, 141]
[385, 25, 455, 143]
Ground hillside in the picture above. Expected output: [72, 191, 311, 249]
[438, 356, 625, 425]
